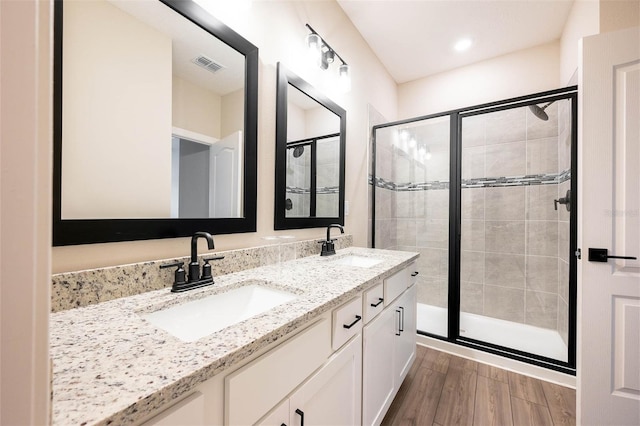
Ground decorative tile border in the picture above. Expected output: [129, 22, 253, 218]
[286, 186, 340, 194]
[369, 169, 570, 191]
[51, 234, 353, 313]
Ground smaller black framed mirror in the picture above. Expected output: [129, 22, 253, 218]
[274, 63, 346, 230]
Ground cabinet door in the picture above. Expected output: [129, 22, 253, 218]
[394, 284, 417, 384]
[257, 399, 289, 426]
[362, 306, 396, 426]
[289, 335, 362, 426]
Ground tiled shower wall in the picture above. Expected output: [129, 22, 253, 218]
[373, 99, 571, 342]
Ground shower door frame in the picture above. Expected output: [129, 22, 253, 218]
[371, 86, 578, 374]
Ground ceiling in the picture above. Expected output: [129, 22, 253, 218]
[337, 0, 574, 84]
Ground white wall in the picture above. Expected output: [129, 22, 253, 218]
[1, 0, 52, 423]
[560, 0, 600, 85]
[61, 0, 173, 219]
[53, 0, 397, 272]
[398, 41, 561, 119]
[173, 75, 222, 139]
[221, 88, 244, 138]
[600, 0, 639, 34]
[287, 101, 307, 141]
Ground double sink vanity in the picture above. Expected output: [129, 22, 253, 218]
[50, 247, 419, 425]
[50, 0, 419, 424]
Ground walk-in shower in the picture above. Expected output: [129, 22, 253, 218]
[371, 87, 577, 373]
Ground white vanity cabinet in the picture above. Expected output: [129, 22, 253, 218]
[227, 295, 363, 426]
[259, 335, 362, 426]
[137, 261, 418, 426]
[362, 263, 417, 426]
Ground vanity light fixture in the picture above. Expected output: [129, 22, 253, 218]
[305, 24, 351, 91]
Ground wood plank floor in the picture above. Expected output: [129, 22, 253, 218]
[381, 345, 576, 426]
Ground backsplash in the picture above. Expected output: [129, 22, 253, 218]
[51, 234, 353, 312]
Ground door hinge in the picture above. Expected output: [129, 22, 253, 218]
[575, 248, 582, 259]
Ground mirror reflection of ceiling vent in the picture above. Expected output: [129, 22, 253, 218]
[191, 55, 225, 73]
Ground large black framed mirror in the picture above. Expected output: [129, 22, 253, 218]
[53, 0, 258, 246]
[274, 63, 346, 230]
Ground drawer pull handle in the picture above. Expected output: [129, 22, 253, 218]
[411, 271, 419, 277]
[343, 315, 362, 329]
[395, 310, 402, 336]
[296, 409, 304, 426]
[399, 306, 405, 332]
[370, 298, 384, 307]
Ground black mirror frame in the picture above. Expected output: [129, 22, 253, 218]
[274, 63, 346, 230]
[52, 0, 259, 246]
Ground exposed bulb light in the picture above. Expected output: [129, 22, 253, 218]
[323, 49, 335, 67]
[338, 63, 351, 93]
[454, 38, 473, 52]
[409, 137, 417, 149]
[399, 130, 409, 141]
[305, 33, 322, 65]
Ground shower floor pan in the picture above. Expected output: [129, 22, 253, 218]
[417, 303, 568, 362]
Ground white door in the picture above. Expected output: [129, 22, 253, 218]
[362, 306, 396, 426]
[394, 284, 417, 384]
[289, 335, 362, 426]
[209, 130, 243, 217]
[578, 26, 640, 426]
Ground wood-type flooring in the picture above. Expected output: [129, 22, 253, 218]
[381, 345, 576, 426]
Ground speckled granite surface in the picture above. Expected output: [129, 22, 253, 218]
[50, 247, 417, 426]
[51, 235, 352, 312]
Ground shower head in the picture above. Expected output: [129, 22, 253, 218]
[528, 101, 554, 121]
[292, 145, 305, 158]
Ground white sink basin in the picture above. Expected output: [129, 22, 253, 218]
[331, 255, 383, 268]
[142, 284, 297, 342]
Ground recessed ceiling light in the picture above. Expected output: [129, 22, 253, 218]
[454, 38, 473, 52]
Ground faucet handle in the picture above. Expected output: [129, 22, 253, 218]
[203, 255, 225, 262]
[201, 256, 224, 280]
[159, 261, 187, 287]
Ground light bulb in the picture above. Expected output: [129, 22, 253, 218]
[305, 33, 322, 65]
[338, 63, 351, 93]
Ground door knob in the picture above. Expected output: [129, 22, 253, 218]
[588, 248, 637, 262]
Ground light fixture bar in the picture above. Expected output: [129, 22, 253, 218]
[305, 23, 348, 66]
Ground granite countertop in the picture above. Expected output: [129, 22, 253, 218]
[50, 247, 418, 426]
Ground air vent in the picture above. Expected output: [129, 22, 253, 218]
[191, 55, 225, 74]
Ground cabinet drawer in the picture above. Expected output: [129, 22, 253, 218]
[332, 296, 363, 351]
[363, 283, 384, 324]
[384, 267, 409, 304]
[225, 318, 331, 426]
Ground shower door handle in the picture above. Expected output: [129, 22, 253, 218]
[554, 190, 571, 211]
[588, 248, 637, 262]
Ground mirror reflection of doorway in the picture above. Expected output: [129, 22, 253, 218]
[171, 130, 242, 218]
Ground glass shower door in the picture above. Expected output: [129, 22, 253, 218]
[373, 115, 450, 337]
[458, 96, 574, 364]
